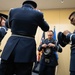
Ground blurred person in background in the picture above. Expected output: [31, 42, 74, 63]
[38, 30, 62, 75]
[0, 13, 8, 42]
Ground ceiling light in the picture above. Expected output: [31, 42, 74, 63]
[61, 0, 64, 3]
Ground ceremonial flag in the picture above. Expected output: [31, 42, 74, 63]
[53, 26, 56, 40]
[53, 26, 58, 60]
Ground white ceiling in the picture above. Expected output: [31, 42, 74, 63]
[0, 0, 75, 10]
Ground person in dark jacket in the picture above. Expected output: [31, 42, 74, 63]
[38, 30, 62, 75]
[0, 13, 8, 42]
[0, 13, 8, 75]
[0, 0, 49, 75]
[58, 11, 75, 75]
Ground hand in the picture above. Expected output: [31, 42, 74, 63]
[48, 43, 55, 47]
[63, 30, 71, 36]
[42, 44, 47, 48]
[35, 9, 41, 12]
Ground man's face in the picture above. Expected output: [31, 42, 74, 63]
[0, 17, 6, 26]
[69, 15, 75, 26]
[1, 19, 5, 26]
[47, 32, 53, 39]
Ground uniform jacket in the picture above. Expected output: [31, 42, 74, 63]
[0, 26, 7, 42]
[38, 38, 62, 66]
[66, 33, 75, 71]
[1, 4, 49, 62]
[58, 31, 75, 71]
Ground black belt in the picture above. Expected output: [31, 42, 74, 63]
[12, 33, 35, 38]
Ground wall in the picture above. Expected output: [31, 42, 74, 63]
[0, 8, 75, 75]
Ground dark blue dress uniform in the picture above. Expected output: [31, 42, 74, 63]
[0, 26, 8, 42]
[0, 1, 49, 75]
[58, 32, 75, 75]
[0, 13, 8, 75]
[0, 13, 8, 42]
[38, 38, 62, 75]
[0, 26, 8, 75]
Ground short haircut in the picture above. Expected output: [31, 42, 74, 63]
[48, 30, 54, 34]
[69, 11, 75, 19]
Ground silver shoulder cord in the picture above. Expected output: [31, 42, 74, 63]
[55, 40, 59, 50]
[70, 34, 75, 45]
[1, 27, 7, 32]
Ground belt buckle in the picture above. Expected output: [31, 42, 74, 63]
[45, 58, 49, 63]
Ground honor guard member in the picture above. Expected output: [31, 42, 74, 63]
[58, 11, 75, 75]
[38, 30, 62, 75]
[0, 13, 8, 42]
[0, 0, 49, 75]
[0, 13, 8, 75]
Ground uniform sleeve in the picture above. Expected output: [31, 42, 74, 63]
[66, 33, 75, 45]
[37, 12, 49, 32]
[56, 43, 62, 53]
[54, 41, 62, 53]
[0, 26, 8, 42]
[38, 40, 45, 51]
[38, 43, 43, 51]
[66, 33, 71, 42]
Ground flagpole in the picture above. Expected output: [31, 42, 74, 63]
[53, 26, 58, 75]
